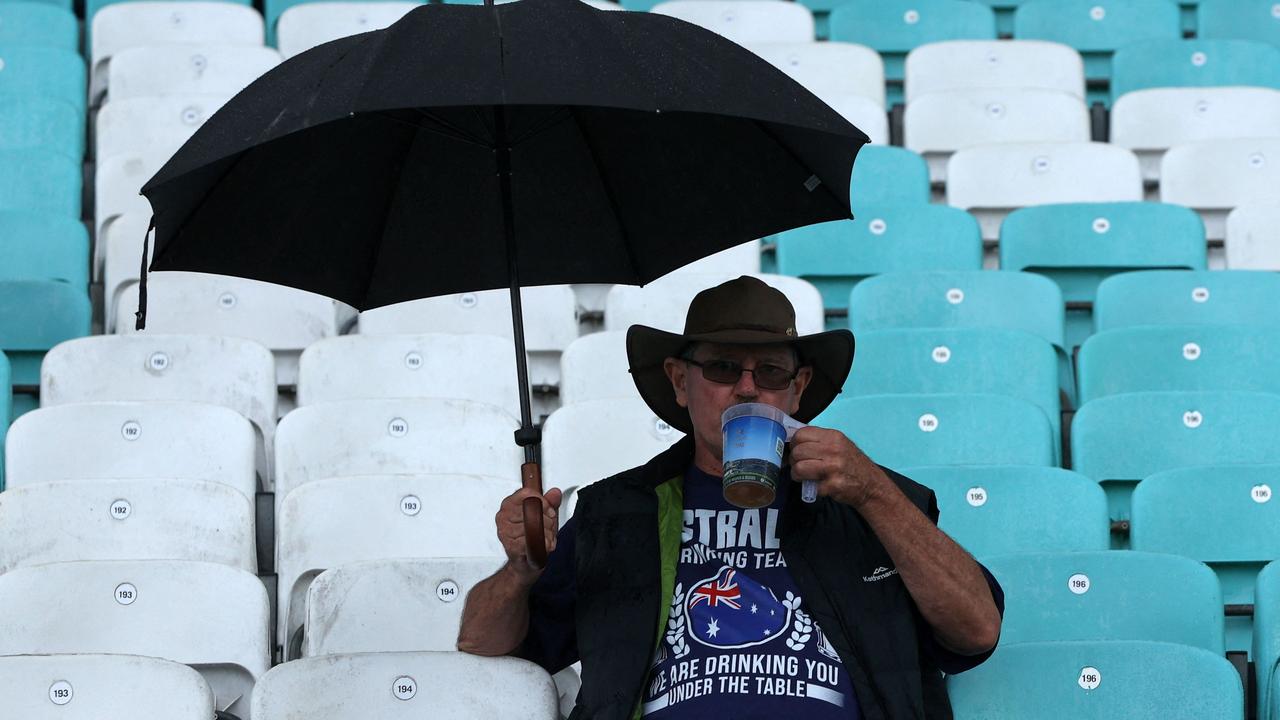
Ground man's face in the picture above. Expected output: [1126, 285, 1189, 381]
[663, 342, 813, 464]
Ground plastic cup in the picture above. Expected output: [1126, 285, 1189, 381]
[721, 403, 813, 508]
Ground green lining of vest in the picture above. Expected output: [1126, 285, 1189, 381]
[630, 472, 684, 720]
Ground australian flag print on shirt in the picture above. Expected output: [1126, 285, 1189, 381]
[641, 466, 860, 719]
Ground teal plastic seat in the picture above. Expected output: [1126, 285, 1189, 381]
[849, 146, 931, 209]
[1094, 270, 1280, 332]
[1079, 325, 1280, 405]
[1, 0, 72, 11]
[904, 466, 1108, 556]
[1013, 0, 1181, 104]
[263, 0, 408, 44]
[1254, 561, 1280, 720]
[816, 393, 1055, 470]
[1198, 0, 1280, 49]
[828, 0, 995, 104]
[0, 95, 84, 158]
[0, 47, 86, 113]
[1132, 465, 1280, 654]
[948, 640, 1243, 718]
[0, 149, 81, 218]
[0, 212, 90, 287]
[848, 329, 1061, 460]
[983, 551, 1224, 652]
[775, 206, 981, 312]
[1112, 39, 1280, 100]
[0, 280, 91, 414]
[0, 2, 78, 50]
[1071, 391, 1280, 526]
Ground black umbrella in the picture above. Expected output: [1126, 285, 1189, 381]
[136, 0, 868, 567]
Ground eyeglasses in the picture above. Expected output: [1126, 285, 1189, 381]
[684, 358, 799, 390]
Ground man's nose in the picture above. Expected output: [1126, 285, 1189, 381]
[733, 367, 758, 398]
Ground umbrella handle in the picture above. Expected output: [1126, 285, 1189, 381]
[521, 462, 549, 570]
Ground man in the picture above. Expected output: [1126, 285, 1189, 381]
[459, 276, 1004, 719]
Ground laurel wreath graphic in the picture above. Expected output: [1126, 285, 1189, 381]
[665, 583, 690, 659]
[783, 592, 811, 651]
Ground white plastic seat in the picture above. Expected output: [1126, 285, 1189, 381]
[665, 239, 762, 276]
[297, 333, 519, 417]
[1161, 137, 1280, 242]
[904, 40, 1085, 102]
[41, 335, 279, 488]
[947, 141, 1143, 241]
[1225, 204, 1280, 270]
[107, 45, 280, 103]
[102, 211, 151, 325]
[4, 401, 256, 499]
[542, 397, 683, 519]
[278, 474, 509, 652]
[94, 151, 168, 264]
[90, 2, 265, 106]
[0, 478, 255, 573]
[559, 331, 636, 406]
[357, 285, 578, 389]
[274, 398, 522, 513]
[651, 0, 814, 44]
[277, 2, 420, 58]
[823, 93, 890, 145]
[1112, 88, 1280, 182]
[304, 557, 504, 657]
[747, 41, 886, 107]
[603, 272, 824, 334]
[250, 651, 558, 720]
[95, 94, 230, 160]
[0, 654, 216, 720]
[905, 89, 1090, 183]
[117, 272, 347, 387]
[0, 560, 270, 719]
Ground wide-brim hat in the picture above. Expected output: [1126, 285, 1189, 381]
[627, 275, 855, 434]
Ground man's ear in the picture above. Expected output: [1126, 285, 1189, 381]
[663, 357, 689, 409]
[789, 366, 814, 416]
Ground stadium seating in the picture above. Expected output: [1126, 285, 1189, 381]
[1111, 87, 1280, 182]
[604, 273, 824, 335]
[0, 211, 91, 287]
[117, 272, 347, 386]
[273, 398, 522, 510]
[1132, 465, 1280, 653]
[40, 335, 278, 486]
[774, 206, 983, 314]
[828, 0, 996, 105]
[0, 148, 82, 217]
[1226, 204, 1280, 270]
[542, 397, 684, 518]
[904, 466, 1109, 556]
[947, 142, 1143, 242]
[1093, 270, 1280, 332]
[748, 41, 886, 107]
[906, 89, 1090, 183]
[298, 333, 520, 416]
[0, 654, 217, 720]
[0, 3, 78, 50]
[948, 640, 1243, 717]
[0, 95, 84, 158]
[558, 331, 636, 405]
[652, 0, 814, 44]
[87, 0, 252, 26]
[1255, 560, 1280, 720]
[102, 212, 151, 320]
[1078, 325, 1280, 405]
[1071, 391, 1280, 525]
[277, 473, 509, 652]
[95, 94, 228, 160]
[1197, 0, 1280, 47]
[4, 401, 257, 500]
[667, 239, 762, 276]
[0, 559, 270, 719]
[816, 394, 1056, 469]
[982, 551, 1224, 651]
[0, 478, 256, 572]
[303, 557, 504, 656]
[806, 93, 889, 145]
[250, 652, 559, 719]
[0, 280, 91, 415]
[904, 40, 1085, 102]
[1161, 137, 1280, 241]
[1013, 0, 1182, 103]
[0, 46, 85, 112]
[276, 2, 420, 59]
[1111, 39, 1280, 100]
[107, 44, 281, 101]
[90, 2, 265, 105]
[848, 145, 931, 209]
[95, 150, 168, 244]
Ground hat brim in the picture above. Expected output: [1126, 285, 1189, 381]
[626, 324, 855, 434]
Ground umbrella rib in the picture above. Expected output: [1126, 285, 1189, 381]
[507, 107, 573, 148]
[750, 119, 849, 213]
[367, 108, 494, 150]
[567, 106, 643, 279]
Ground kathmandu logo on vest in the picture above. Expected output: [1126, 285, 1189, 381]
[862, 566, 899, 583]
[685, 566, 790, 649]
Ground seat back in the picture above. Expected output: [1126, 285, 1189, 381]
[0, 95, 84, 157]
[0, 148, 81, 217]
[0, 654, 216, 720]
[0, 46, 85, 111]
[905, 39, 1084, 101]
[107, 44, 280, 101]
[1161, 137, 1280, 240]
[1225, 204, 1280, 270]
[0, 3, 78, 49]
[0, 210, 90, 286]
[848, 145, 931, 209]
[276, 1, 420, 58]
[0, 280, 91, 386]
[559, 331, 636, 406]
[1112, 38, 1280, 98]
[1197, 0, 1280, 47]
[94, 150, 168, 240]
[1093, 270, 1280, 331]
[749, 41, 886, 106]
[95, 94, 228, 161]
[652, 0, 814, 43]
[829, 0, 996, 85]
[1252, 560, 1280, 720]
